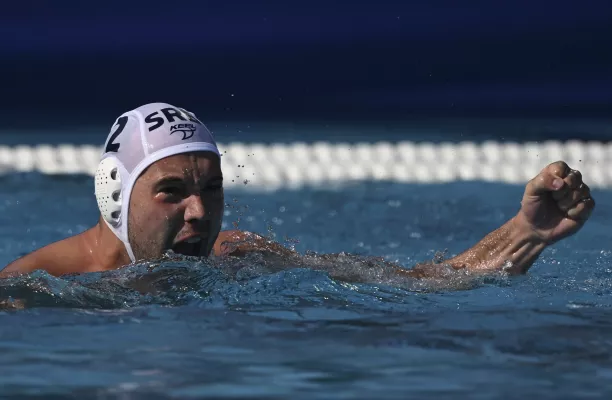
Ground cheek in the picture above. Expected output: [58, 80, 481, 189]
[208, 197, 225, 225]
[132, 203, 180, 239]
[210, 190, 225, 213]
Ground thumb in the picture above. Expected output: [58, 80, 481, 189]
[524, 161, 569, 197]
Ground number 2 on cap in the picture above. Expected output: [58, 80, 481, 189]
[105, 116, 128, 153]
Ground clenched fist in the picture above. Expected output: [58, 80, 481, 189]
[516, 161, 595, 245]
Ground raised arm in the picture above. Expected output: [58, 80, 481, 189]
[442, 161, 593, 275]
[214, 161, 594, 281]
[375, 161, 594, 279]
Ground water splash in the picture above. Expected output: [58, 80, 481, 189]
[0, 248, 510, 311]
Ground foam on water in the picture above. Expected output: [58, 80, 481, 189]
[0, 250, 511, 311]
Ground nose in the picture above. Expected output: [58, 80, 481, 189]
[183, 194, 208, 222]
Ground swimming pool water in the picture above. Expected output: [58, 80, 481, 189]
[1, 174, 612, 398]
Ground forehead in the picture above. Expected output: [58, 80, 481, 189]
[140, 151, 221, 180]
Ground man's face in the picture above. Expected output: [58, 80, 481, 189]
[127, 151, 224, 261]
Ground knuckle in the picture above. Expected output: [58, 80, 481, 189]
[551, 160, 569, 171]
[581, 198, 595, 211]
[547, 160, 570, 178]
[581, 183, 590, 194]
[570, 169, 582, 179]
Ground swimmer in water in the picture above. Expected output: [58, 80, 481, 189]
[0, 102, 596, 280]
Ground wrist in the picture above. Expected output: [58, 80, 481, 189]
[511, 212, 549, 246]
[501, 216, 548, 274]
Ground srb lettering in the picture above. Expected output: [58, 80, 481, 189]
[144, 107, 203, 132]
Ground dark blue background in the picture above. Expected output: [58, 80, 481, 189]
[2, 1, 612, 135]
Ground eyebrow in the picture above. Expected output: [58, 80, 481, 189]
[153, 175, 224, 189]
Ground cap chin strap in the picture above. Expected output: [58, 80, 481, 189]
[100, 217, 137, 262]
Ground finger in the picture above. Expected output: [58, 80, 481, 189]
[552, 167, 582, 201]
[551, 180, 570, 201]
[525, 161, 570, 196]
[565, 169, 583, 190]
[548, 160, 572, 179]
[553, 169, 582, 201]
[567, 197, 595, 222]
[557, 183, 591, 212]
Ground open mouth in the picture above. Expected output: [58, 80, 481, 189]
[172, 236, 206, 257]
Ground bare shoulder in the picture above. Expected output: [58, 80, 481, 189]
[212, 230, 259, 257]
[0, 233, 92, 278]
[212, 230, 295, 258]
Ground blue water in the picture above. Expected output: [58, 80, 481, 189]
[1, 174, 612, 398]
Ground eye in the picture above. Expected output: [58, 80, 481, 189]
[159, 185, 186, 198]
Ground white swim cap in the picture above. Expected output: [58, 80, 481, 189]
[94, 102, 220, 262]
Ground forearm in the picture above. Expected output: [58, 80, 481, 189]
[442, 216, 547, 275]
[216, 218, 548, 284]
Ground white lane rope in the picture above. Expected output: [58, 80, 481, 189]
[0, 141, 610, 189]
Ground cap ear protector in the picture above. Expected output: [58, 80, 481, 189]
[93, 155, 135, 262]
[94, 156, 124, 227]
